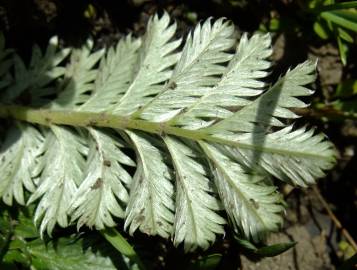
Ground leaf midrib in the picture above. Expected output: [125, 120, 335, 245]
[128, 132, 158, 233]
[51, 127, 71, 227]
[87, 128, 107, 225]
[171, 41, 267, 124]
[0, 105, 334, 161]
[133, 22, 231, 118]
[164, 137, 199, 242]
[201, 141, 268, 232]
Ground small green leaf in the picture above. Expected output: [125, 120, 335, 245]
[235, 237, 258, 251]
[189, 254, 222, 270]
[101, 228, 145, 270]
[337, 36, 349, 65]
[313, 1, 357, 12]
[269, 18, 281, 32]
[28, 238, 118, 270]
[314, 20, 331, 39]
[321, 10, 357, 32]
[8, 238, 27, 250]
[255, 242, 297, 257]
[2, 249, 30, 265]
[236, 236, 296, 257]
[14, 211, 39, 239]
[337, 27, 354, 43]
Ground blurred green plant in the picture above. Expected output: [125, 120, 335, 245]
[327, 80, 357, 121]
[310, 0, 357, 65]
[0, 206, 300, 269]
[260, 0, 357, 65]
[309, 78, 357, 122]
[0, 206, 141, 270]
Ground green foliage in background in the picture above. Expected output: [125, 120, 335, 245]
[310, 0, 357, 65]
[261, 0, 357, 65]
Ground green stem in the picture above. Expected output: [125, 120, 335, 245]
[100, 228, 146, 270]
[293, 106, 357, 121]
[0, 104, 332, 160]
[0, 104, 206, 140]
[314, 1, 357, 12]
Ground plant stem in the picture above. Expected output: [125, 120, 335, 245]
[0, 104, 333, 160]
[100, 228, 146, 270]
[293, 106, 357, 121]
[0, 104, 207, 139]
[312, 186, 357, 252]
[311, 1, 357, 12]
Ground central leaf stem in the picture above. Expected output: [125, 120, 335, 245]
[0, 104, 207, 140]
[0, 104, 331, 160]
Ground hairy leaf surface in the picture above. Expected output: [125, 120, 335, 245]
[165, 136, 225, 251]
[28, 126, 87, 235]
[1, 36, 70, 104]
[0, 13, 336, 250]
[0, 122, 43, 205]
[69, 128, 135, 229]
[124, 131, 175, 238]
[113, 13, 181, 116]
[201, 142, 284, 241]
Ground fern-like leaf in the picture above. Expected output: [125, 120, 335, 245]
[201, 142, 284, 241]
[0, 13, 337, 250]
[69, 128, 135, 229]
[53, 39, 104, 108]
[124, 131, 175, 238]
[139, 17, 235, 123]
[112, 12, 181, 116]
[27, 126, 87, 235]
[1, 36, 70, 104]
[0, 122, 43, 205]
[165, 136, 225, 251]
[175, 32, 272, 129]
[80, 35, 141, 111]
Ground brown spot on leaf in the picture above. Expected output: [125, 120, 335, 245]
[136, 215, 145, 223]
[159, 122, 167, 137]
[103, 160, 111, 167]
[91, 178, 103, 190]
[250, 198, 259, 209]
[168, 81, 177, 90]
[87, 120, 97, 126]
